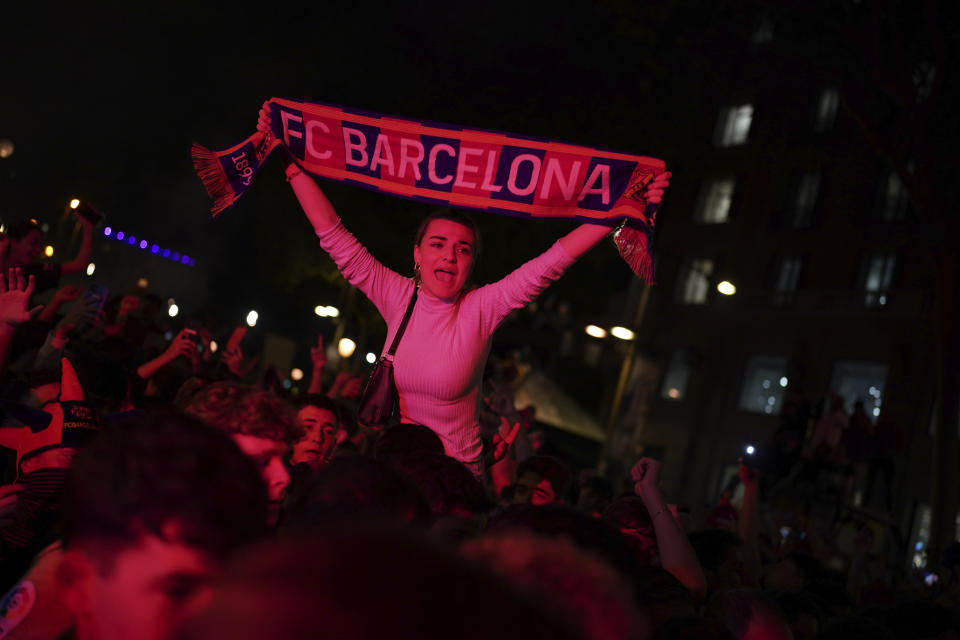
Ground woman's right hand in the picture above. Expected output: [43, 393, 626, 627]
[257, 101, 272, 135]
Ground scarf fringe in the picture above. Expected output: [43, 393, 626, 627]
[190, 143, 235, 217]
[614, 221, 656, 284]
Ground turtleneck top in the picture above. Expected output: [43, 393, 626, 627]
[317, 221, 575, 464]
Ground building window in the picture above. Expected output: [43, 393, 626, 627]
[695, 179, 735, 224]
[661, 349, 693, 401]
[751, 16, 774, 45]
[770, 256, 803, 305]
[909, 503, 932, 569]
[714, 104, 754, 147]
[814, 88, 840, 133]
[858, 251, 896, 307]
[829, 360, 888, 417]
[880, 171, 910, 221]
[788, 171, 821, 229]
[675, 259, 714, 305]
[738, 356, 789, 415]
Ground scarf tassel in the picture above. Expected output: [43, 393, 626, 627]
[190, 143, 235, 217]
[613, 218, 656, 284]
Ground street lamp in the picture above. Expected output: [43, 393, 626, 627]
[717, 280, 737, 295]
[610, 326, 635, 341]
[246, 310, 259, 327]
[338, 338, 356, 358]
[69, 199, 81, 209]
[585, 325, 607, 339]
[290, 368, 304, 381]
[86, 262, 95, 276]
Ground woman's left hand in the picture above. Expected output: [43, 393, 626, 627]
[644, 171, 672, 204]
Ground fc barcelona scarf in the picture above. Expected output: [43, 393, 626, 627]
[192, 97, 667, 282]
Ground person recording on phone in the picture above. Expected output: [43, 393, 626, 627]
[0, 209, 96, 296]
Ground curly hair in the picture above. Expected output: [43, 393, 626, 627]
[183, 381, 300, 444]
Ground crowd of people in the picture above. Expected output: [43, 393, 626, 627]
[0, 123, 956, 637]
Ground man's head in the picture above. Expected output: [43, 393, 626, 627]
[58, 410, 268, 640]
[513, 455, 570, 506]
[184, 381, 299, 521]
[291, 394, 340, 470]
[4, 218, 45, 266]
[688, 529, 744, 593]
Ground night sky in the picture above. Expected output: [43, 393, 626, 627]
[3, 2, 734, 343]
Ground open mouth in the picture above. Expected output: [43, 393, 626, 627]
[434, 269, 456, 283]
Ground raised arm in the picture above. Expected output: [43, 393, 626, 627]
[632, 457, 708, 600]
[258, 102, 339, 234]
[61, 216, 95, 276]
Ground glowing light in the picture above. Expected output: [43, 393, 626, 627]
[745, 445, 756, 455]
[717, 280, 737, 295]
[172, 253, 180, 261]
[209, 340, 218, 353]
[366, 352, 377, 364]
[779, 376, 789, 387]
[246, 310, 258, 327]
[163, 331, 174, 341]
[137, 278, 149, 289]
[103, 227, 112, 237]
[69, 199, 81, 209]
[290, 368, 304, 381]
[168, 304, 179, 318]
[43, 245, 54, 258]
[116, 231, 125, 240]
[873, 407, 880, 417]
[151, 244, 159, 254]
[314, 305, 340, 318]
[0, 139, 14, 158]
[610, 326, 635, 341]
[162, 249, 170, 258]
[181, 255, 190, 264]
[768, 396, 776, 405]
[338, 338, 356, 358]
[667, 388, 680, 399]
[585, 325, 607, 339]
[86, 262, 95, 276]
[139, 240, 148, 249]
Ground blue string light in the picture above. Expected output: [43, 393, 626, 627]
[102, 229, 195, 266]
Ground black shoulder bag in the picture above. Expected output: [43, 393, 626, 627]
[356, 286, 418, 427]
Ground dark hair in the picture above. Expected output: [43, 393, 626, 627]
[656, 617, 737, 640]
[62, 410, 268, 563]
[488, 504, 642, 582]
[687, 529, 742, 572]
[184, 381, 300, 444]
[389, 452, 490, 516]
[5, 218, 42, 241]
[372, 423, 445, 462]
[293, 394, 340, 429]
[282, 456, 431, 530]
[516, 455, 571, 499]
[175, 527, 581, 640]
[414, 209, 482, 259]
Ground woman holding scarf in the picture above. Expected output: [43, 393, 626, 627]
[258, 104, 669, 478]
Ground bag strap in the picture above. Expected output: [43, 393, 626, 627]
[385, 285, 419, 357]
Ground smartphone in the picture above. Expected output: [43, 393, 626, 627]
[74, 202, 104, 226]
[183, 328, 204, 353]
[82, 283, 109, 311]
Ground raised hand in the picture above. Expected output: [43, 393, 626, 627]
[0, 268, 42, 326]
[310, 335, 327, 370]
[631, 456, 662, 497]
[165, 329, 198, 365]
[644, 171, 672, 205]
[490, 416, 521, 464]
[54, 296, 104, 338]
[257, 101, 272, 135]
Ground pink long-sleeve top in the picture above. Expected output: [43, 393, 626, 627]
[317, 221, 576, 465]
